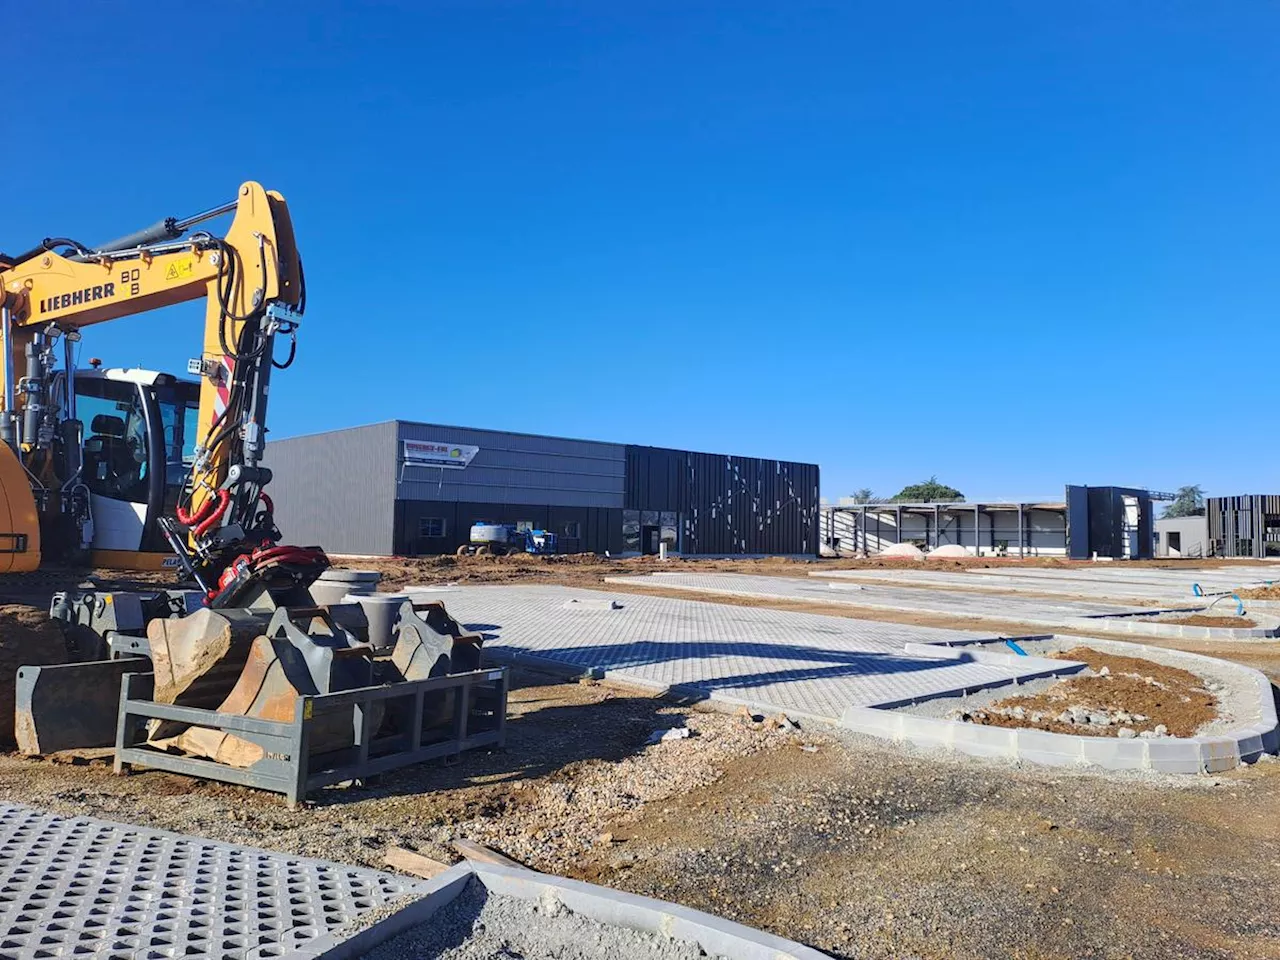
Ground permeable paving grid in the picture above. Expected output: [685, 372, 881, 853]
[604, 572, 1146, 626]
[0, 802, 426, 959]
[409, 584, 1065, 719]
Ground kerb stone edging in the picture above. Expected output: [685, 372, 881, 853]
[308, 861, 833, 960]
[839, 638, 1280, 774]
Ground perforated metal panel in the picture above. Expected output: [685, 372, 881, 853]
[0, 803, 425, 959]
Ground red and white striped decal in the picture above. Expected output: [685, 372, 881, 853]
[212, 355, 236, 418]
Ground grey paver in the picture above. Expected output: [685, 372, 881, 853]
[0, 802, 428, 959]
[605, 572, 1140, 624]
[605, 573, 1278, 640]
[968, 566, 1276, 592]
[409, 584, 1075, 720]
[812, 568, 1200, 602]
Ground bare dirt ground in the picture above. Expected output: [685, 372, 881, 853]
[1237, 584, 1280, 600]
[1161, 614, 1257, 628]
[965, 647, 1218, 738]
[2, 555, 1279, 958]
[0, 668, 1276, 960]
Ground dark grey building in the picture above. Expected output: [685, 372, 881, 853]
[266, 421, 819, 557]
[1207, 494, 1280, 558]
[1065, 485, 1156, 560]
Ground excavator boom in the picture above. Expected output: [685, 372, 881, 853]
[0, 182, 305, 584]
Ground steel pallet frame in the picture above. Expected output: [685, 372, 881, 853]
[114, 667, 508, 807]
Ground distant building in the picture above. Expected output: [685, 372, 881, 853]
[820, 485, 1157, 560]
[1155, 516, 1209, 558]
[266, 421, 819, 557]
[1207, 495, 1280, 558]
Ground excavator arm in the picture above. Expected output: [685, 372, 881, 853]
[0, 182, 315, 591]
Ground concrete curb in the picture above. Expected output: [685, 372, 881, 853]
[313, 861, 832, 959]
[302, 863, 473, 959]
[1067, 612, 1280, 642]
[839, 636, 1280, 774]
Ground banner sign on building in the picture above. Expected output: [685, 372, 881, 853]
[402, 440, 480, 469]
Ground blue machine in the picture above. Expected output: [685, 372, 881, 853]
[461, 522, 559, 556]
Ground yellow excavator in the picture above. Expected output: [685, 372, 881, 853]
[0, 180, 310, 591]
[0, 184, 499, 799]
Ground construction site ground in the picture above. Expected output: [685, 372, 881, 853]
[1, 554, 1278, 959]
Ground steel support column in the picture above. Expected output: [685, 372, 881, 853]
[1018, 503, 1025, 558]
[974, 506, 981, 557]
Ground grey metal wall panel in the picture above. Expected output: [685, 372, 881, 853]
[264, 422, 398, 555]
[395, 422, 625, 507]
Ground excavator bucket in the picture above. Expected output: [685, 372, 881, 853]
[0, 442, 39, 573]
[151, 606, 382, 768]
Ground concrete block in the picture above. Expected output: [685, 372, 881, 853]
[1079, 735, 1149, 771]
[898, 713, 955, 747]
[1014, 728, 1084, 768]
[839, 707, 904, 740]
[1196, 736, 1242, 773]
[1145, 738, 1205, 775]
[948, 722, 1017, 760]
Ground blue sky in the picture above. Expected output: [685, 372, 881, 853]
[8, 2, 1277, 501]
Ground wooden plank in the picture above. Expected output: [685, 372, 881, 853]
[383, 846, 451, 879]
[450, 838, 522, 868]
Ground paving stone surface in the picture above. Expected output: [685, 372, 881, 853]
[0, 802, 427, 959]
[969, 566, 1277, 591]
[812, 568, 1202, 602]
[604, 572, 1142, 625]
[412, 584, 1064, 719]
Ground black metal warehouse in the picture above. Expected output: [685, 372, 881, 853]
[1207, 494, 1280, 558]
[265, 421, 819, 557]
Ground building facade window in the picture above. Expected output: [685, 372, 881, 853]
[516, 520, 535, 532]
[622, 510, 640, 553]
[419, 517, 446, 538]
[563, 521, 582, 539]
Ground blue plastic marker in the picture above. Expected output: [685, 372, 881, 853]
[1192, 583, 1203, 597]
[1004, 639, 1028, 656]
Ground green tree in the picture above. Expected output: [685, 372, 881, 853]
[848, 488, 876, 504]
[1163, 484, 1205, 518]
[893, 476, 964, 503]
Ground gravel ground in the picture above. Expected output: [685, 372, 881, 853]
[2, 557, 1280, 959]
[1, 668, 1277, 959]
[363, 879, 726, 960]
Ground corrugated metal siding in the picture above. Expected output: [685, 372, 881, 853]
[396, 422, 625, 508]
[625, 446, 819, 555]
[264, 422, 398, 555]
[1207, 494, 1280, 558]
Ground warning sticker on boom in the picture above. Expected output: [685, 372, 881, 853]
[164, 257, 195, 282]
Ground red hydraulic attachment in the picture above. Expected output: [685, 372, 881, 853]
[176, 490, 232, 539]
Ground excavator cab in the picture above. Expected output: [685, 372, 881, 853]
[73, 368, 200, 567]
